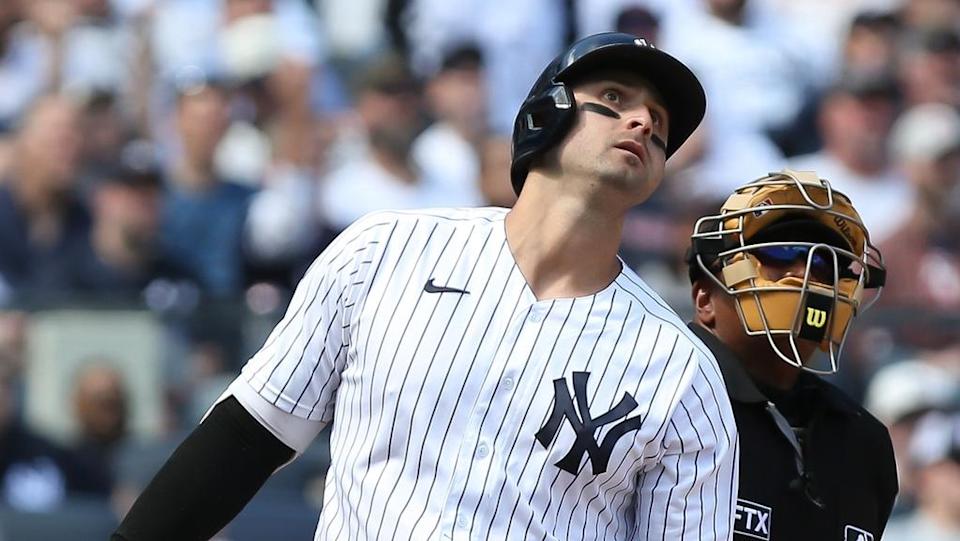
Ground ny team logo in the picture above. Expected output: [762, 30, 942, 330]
[535, 372, 642, 475]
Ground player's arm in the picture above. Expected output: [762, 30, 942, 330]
[114, 214, 390, 540]
[111, 396, 294, 541]
[635, 353, 739, 540]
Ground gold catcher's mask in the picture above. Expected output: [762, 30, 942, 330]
[689, 169, 886, 374]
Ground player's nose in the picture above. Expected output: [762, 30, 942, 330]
[623, 107, 656, 140]
[625, 111, 652, 133]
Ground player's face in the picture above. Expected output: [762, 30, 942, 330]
[554, 70, 669, 203]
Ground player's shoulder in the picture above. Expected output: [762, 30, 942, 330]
[615, 266, 717, 362]
[381, 206, 508, 224]
[353, 206, 507, 234]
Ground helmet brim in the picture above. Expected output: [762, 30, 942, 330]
[553, 37, 706, 159]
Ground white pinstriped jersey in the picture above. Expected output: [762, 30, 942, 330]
[234, 207, 739, 540]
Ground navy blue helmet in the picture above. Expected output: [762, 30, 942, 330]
[510, 32, 706, 195]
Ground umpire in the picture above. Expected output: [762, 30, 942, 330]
[686, 169, 898, 541]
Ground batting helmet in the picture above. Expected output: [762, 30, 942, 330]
[509, 32, 706, 195]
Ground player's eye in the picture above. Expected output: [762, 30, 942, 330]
[650, 109, 663, 126]
[601, 89, 622, 104]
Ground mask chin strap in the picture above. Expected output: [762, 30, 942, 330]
[579, 102, 668, 152]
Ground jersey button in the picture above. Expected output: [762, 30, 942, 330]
[503, 377, 515, 391]
[476, 443, 489, 458]
[529, 308, 544, 322]
[457, 514, 469, 528]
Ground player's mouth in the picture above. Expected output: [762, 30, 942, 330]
[614, 140, 647, 164]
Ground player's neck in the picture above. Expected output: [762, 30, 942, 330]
[505, 180, 624, 300]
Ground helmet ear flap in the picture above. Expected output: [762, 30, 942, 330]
[510, 83, 578, 195]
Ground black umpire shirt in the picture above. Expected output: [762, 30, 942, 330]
[688, 324, 898, 541]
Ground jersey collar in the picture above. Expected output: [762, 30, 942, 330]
[688, 322, 858, 415]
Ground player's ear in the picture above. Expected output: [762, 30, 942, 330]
[692, 279, 717, 329]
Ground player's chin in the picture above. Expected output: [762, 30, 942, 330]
[601, 172, 660, 203]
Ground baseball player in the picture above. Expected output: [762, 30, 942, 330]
[113, 32, 738, 540]
[686, 169, 898, 540]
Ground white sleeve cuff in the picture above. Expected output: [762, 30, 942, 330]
[210, 377, 326, 456]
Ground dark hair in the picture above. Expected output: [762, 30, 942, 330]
[849, 10, 900, 33]
[439, 43, 484, 72]
[615, 7, 660, 34]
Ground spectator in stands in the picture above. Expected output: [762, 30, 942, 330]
[843, 11, 903, 78]
[614, 6, 661, 45]
[410, 44, 486, 210]
[477, 136, 516, 208]
[70, 362, 130, 497]
[661, 0, 817, 197]
[399, 0, 565, 134]
[77, 92, 135, 190]
[0, 95, 89, 301]
[898, 28, 960, 108]
[73, 163, 175, 297]
[881, 103, 960, 310]
[320, 54, 481, 233]
[899, 0, 960, 32]
[149, 0, 324, 102]
[214, 0, 320, 186]
[160, 80, 253, 296]
[866, 360, 960, 514]
[788, 73, 910, 243]
[885, 409, 960, 540]
[0, 312, 25, 376]
[0, 365, 104, 510]
[0, 2, 27, 130]
[318, 54, 422, 232]
[8, 0, 131, 112]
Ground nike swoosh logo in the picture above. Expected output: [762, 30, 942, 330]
[424, 278, 469, 295]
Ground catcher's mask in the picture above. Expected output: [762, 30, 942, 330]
[689, 169, 886, 374]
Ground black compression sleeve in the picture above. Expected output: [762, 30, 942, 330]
[111, 396, 295, 541]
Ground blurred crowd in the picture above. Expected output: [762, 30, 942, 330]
[0, 0, 958, 539]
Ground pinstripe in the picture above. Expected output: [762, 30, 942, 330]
[257, 222, 388, 354]
[326, 222, 397, 460]
[229, 208, 736, 541]
[677, 405, 703, 540]
[413, 271, 528, 537]
[356, 224, 455, 524]
[422, 298, 535, 541]
[482, 299, 576, 534]
[639, 455, 670, 540]
[366, 226, 479, 538]
[548, 295, 631, 538]
[464, 299, 559, 539]
[349, 221, 439, 537]
[536, 293, 617, 532]
[501, 294, 596, 539]
[390, 238, 510, 538]
[581, 313, 647, 538]
[338, 219, 421, 540]
[451, 300, 542, 512]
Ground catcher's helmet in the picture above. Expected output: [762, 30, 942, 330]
[509, 32, 706, 195]
[688, 169, 887, 374]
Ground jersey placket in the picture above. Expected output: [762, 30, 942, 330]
[438, 295, 550, 539]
